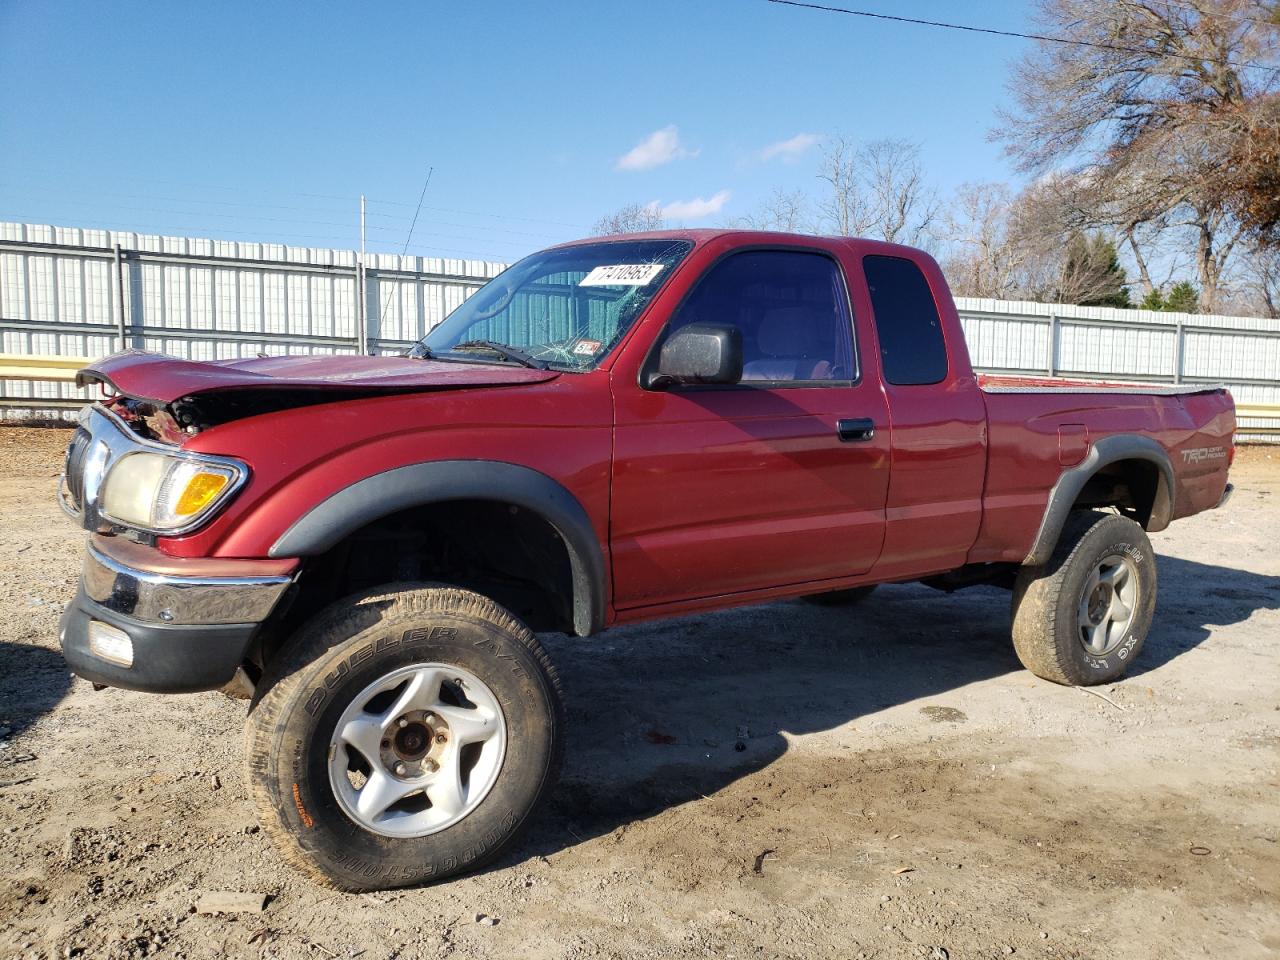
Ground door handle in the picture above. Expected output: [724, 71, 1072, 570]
[836, 418, 876, 442]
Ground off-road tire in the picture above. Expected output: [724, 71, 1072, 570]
[802, 585, 877, 607]
[244, 584, 564, 891]
[1011, 511, 1156, 686]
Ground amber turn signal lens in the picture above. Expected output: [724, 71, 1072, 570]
[175, 471, 231, 516]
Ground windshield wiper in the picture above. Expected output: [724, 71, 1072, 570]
[448, 340, 548, 369]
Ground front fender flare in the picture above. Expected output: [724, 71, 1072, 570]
[1025, 434, 1175, 566]
[269, 460, 606, 636]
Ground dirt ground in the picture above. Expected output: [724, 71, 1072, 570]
[0, 426, 1276, 960]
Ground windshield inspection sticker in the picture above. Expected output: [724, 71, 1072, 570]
[579, 264, 664, 286]
[573, 339, 603, 356]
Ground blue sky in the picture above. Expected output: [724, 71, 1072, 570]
[0, 0, 1035, 263]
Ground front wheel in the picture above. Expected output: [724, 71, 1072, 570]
[1011, 511, 1157, 686]
[245, 585, 564, 890]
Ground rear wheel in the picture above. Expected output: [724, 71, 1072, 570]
[801, 585, 877, 607]
[245, 584, 564, 890]
[1011, 511, 1156, 686]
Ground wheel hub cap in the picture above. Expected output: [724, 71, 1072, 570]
[328, 663, 507, 838]
[1077, 554, 1139, 658]
[378, 709, 446, 777]
[393, 721, 431, 760]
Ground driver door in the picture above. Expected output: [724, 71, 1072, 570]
[609, 248, 891, 610]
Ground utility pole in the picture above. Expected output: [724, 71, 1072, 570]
[357, 194, 368, 355]
[112, 243, 128, 352]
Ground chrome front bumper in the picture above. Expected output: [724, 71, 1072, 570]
[60, 536, 298, 693]
[82, 538, 293, 625]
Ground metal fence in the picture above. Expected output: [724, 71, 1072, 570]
[952, 298, 1280, 439]
[0, 221, 502, 404]
[3, 220, 1279, 439]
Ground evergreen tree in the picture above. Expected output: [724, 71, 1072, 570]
[1139, 288, 1166, 311]
[1138, 282, 1200, 314]
[1164, 281, 1200, 314]
[1061, 231, 1130, 307]
[1083, 234, 1130, 307]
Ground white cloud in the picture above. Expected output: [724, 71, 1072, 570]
[759, 133, 822, 163]
[615, 125, 694, 172]
[658, 190, 732, 221]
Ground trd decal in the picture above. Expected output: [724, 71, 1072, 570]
[1181, 446, 1227, 464]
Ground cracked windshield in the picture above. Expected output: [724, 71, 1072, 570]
[417, 239, 692, 370]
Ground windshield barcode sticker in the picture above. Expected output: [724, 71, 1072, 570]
[579, 264, 664, 286]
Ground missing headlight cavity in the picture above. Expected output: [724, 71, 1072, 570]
[112, 398, 186, 444]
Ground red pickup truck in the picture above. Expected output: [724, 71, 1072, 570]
[57, 230, 1234, 890]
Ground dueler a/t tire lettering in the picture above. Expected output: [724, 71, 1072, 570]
[244, 584, 564, 891]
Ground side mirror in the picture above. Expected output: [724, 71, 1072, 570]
[650, 323, 743, 388]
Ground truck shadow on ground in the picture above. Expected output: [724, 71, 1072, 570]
[1127, 554, 1280, 678]
[0, 642, 74, 739]
[505, 552, 1279, 867]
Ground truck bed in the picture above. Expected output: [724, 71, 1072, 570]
[978, 373, 1226, 396]
[970, 375, 1235, 566]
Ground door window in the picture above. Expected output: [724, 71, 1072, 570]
[665, 250, 856, 383]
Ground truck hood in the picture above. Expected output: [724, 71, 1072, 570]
[77, 350, 559, 404]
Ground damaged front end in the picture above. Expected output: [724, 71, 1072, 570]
[56, 403, 298, 694]
[58, 402, 248, 536]
[58, 348, 563, 693]
[120, 388, 399, 437]
[75, 348, 560, 434]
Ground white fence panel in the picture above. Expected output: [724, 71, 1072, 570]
[2, 222, 1279, 438]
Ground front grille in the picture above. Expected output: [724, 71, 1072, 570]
[63, 426, 92, 513]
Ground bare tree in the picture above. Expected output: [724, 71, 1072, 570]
[1120, 217, 1169, 300]
[939, 182, 1025, 299]
[995, 0, 1280, 312]
[1220, 92, 1280, 246]
[1226, 242, 1280, 317]
[1004, 181, 1131, 305]
[733, 188, 813, 232]
[861, 139, 938, 245]
[1031, 167, 1169, 298]
[815, 137, 938, 244]
[592, 202, 666, 236]
[940, 180, 1131, 305]
[1253, 245, 1280, 317]
[816, 136, 875, 237]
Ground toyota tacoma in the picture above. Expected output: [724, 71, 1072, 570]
[56, 230, 1235, 890]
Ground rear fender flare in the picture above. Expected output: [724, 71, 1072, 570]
[268, 460, 606, 636]
[1024, 434, 1175, 566]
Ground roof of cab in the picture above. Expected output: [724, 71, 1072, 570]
[553, 228, 929, 260]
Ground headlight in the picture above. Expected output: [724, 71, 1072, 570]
[98, 451, 246, 533]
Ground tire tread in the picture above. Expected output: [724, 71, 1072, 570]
[1011, 511, 1152, 686]
[243, 583, 564, 891]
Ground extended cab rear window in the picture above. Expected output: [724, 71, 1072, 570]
[863, 255, 948, 386]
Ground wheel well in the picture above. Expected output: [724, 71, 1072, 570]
[1070, 457, 1170, 529]
[260, 500, 576, 666]
[1025, 437, 1177, 567]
